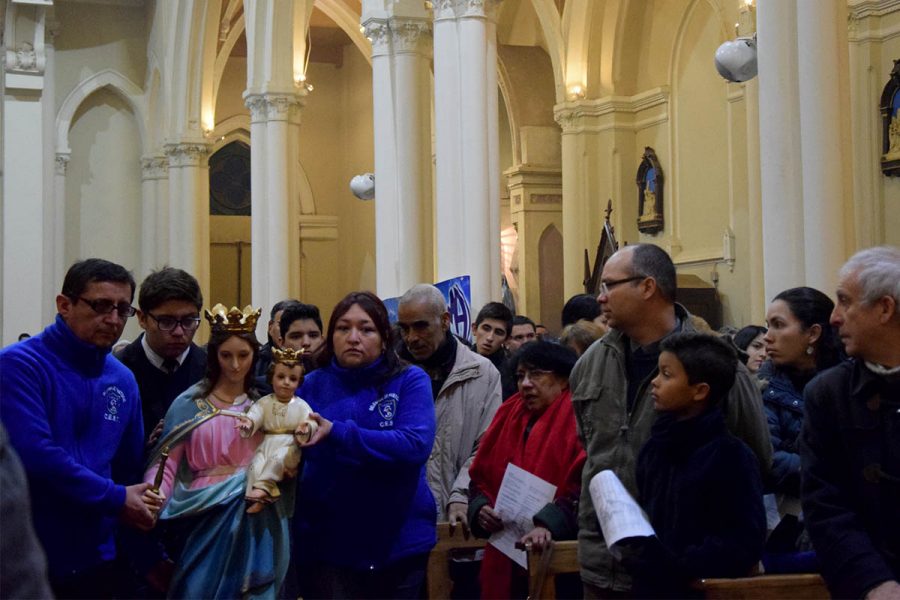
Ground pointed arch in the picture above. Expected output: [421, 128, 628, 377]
[213, 13, 246, 111]
[56, 69, 147, 155]
[315, 0, 372, 65]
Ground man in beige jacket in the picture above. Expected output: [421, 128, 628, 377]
[397, 284, 502, 531]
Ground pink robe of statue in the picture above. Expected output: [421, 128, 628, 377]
[144, 394, 263, 496]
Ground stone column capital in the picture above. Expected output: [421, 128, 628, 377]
[164, 142, 211, 168]
[244, 90, 306, 123]
[434, 0, 501, 21]
[364, 17, 432, 58]
[55, 153, 70, 176]
[141, 155, 169, 180]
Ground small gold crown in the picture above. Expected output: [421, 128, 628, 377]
[204, 304, 261, 334]
[272, 346, 305, 367]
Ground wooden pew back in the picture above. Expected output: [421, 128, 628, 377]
[427, 522, 487, 599]
[523, 541, 830, 600]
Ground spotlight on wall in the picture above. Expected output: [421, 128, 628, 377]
[567, 84, 586, 100]
[350, 173, 375, 200]
[714, 35, 757, 83]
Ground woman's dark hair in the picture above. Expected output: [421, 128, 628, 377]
[772, 286, 842, 371]
[733, 325, 767, 352]
[318, 291, 405, 380]
[561, 294, 601, 327]
[512, 341, 578, 379]
[198, 329, 261, 398]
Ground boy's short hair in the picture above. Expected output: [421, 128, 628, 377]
[660, 332, 738, 405]
[474, 301, 513, 333]
[279, 302, 324, 338]
[512, 315, 536, 329]
[137, 267, 202, 312]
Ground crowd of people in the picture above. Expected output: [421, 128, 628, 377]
[0, 242, 897, 600]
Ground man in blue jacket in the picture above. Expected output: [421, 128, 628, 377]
[0, 258, 155, 598]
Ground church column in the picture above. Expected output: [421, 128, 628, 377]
[141, 156, 170, 275]
[506, 167, 562, 325]
[3, 2, 50, 343]
[362, 0, 433, 298]
[555, 106, 594, 299]
[433, 0, 502, 311]
[244, 92, 304, 312]
[243, 0, 307, 339]
[756, 0, 805, 301]
[53, 152, 69, 291]
[165, 141, 211, 303]
[796, 0, 852, 292]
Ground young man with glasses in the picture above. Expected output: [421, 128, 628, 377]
[116, 267, 207, 445]
[0, 258, 155, 598]
[568, 244, 771, 598]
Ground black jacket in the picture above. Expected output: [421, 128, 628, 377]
[628, 408, 766, 598]
[115, 335, 207, 438]
[800, 360, 900, 599]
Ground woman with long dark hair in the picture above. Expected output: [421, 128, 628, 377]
[144, 305, 296, 598]
[760, 286, 842, 572]
[734, 324, 768, 374]
[292, 291, 437, 599]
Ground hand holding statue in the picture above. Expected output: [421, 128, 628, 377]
[121, 483, 157, 531]
[296, 412, 331, 448]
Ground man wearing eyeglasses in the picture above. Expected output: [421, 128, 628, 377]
[0, 258, 155, 598]
[568, 244, 771, 598]
[115, 267, 206, 445]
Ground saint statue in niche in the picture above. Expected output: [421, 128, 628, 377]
[880, 59, 900, 176]
[637, 147, 664, 234]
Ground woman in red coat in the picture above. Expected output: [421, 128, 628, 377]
[468, 341, 587, 599]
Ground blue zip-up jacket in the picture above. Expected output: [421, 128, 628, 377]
[0, 315, 143, 578]
[293, 357, 437, 571]
[759, 362, 807, 497]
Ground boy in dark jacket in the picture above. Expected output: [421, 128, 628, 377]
[623, 332, 766, 598]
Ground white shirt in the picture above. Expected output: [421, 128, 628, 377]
[141, 335, 191, 372]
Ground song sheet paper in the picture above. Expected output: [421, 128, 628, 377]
[489, 463, 557, 568]
[589, 470, 655, 555]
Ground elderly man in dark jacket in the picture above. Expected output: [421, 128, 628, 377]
[801, 246, 900, 600]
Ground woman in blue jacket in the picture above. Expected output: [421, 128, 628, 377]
[292, 291, 437, 599]
[760, 286, 841, 572]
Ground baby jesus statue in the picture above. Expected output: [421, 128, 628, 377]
[236, 347, 317, 513]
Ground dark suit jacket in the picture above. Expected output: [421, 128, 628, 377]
[115, 335, 207, 438]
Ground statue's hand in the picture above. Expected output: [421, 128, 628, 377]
[296, 412, 330, 447]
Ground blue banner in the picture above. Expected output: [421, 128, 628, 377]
[383, 275, 472, 342]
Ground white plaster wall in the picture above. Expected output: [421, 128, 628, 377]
[65, 89, 144, 341]
[672, 2, 731, 258]
[53, 3, 148, 115]
[297, 45, 374, 321]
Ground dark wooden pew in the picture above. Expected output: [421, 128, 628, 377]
[524, 541, 830, 599]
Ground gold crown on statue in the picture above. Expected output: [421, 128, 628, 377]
[272, 346, 305, 367]
[204, 304, 261, 334]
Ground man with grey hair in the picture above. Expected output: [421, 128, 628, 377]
[570, 243, 771, 597]
[396, 284, 502, 532]
[801, 246, 900, 600]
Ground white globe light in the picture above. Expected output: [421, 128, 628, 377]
[714, 37, 758, 83]
[350, 173, 375, 200]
